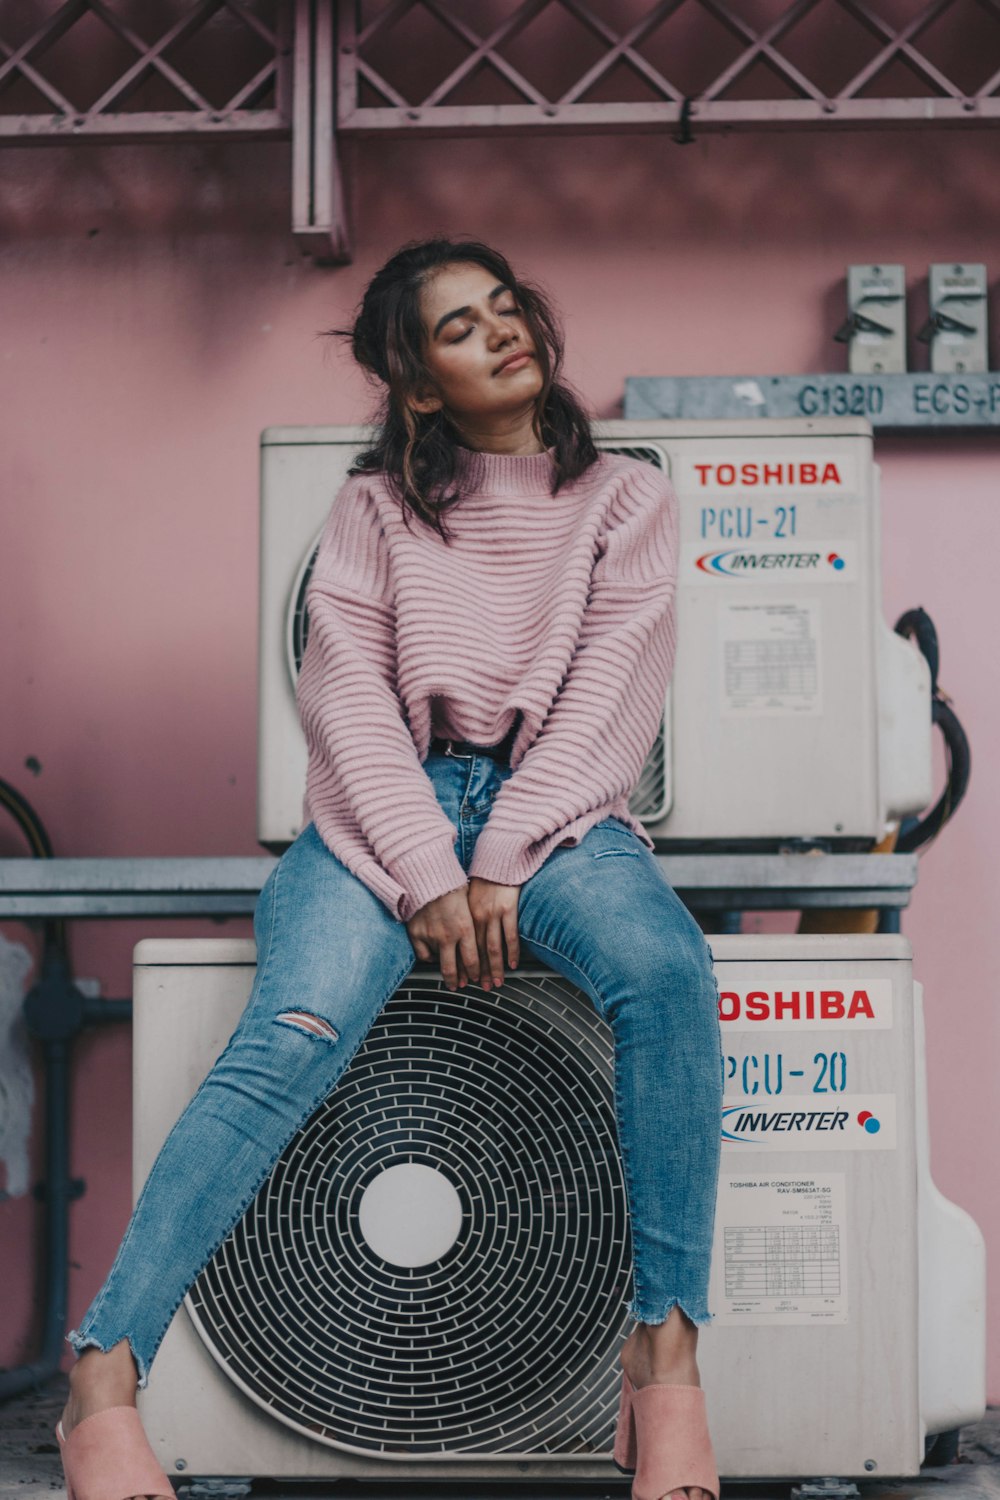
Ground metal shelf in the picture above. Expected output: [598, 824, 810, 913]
[0, 852, 918, 919]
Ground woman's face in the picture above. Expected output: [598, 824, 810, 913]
[411, 261, 544, 431]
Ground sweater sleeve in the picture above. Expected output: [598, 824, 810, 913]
[467, 464, 678, 886]
[295, 478, 469, 921]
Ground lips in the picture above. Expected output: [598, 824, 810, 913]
[494, 351, 533, 374]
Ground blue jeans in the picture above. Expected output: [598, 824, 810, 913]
[68, 750, 723, 1387]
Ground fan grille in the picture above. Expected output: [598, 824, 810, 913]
[186, 972, 632, 1455]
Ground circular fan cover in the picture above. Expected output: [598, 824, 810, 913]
[185, 973, 632, 1455]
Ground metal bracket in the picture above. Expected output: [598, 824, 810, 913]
[792, 1480, 861, 1500]
[292, 0, 352, 263]
[176, 1482, 252, 1499]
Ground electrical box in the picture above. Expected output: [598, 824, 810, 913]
[836, 264, 907, 374]
[920, 263, 988, 374]
[258, 419, 932, 851]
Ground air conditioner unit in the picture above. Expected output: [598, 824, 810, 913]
[258, 418, 932, 854]
[133, 934, 984, 1487]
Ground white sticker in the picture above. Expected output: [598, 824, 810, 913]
[710, 1174, 847, 1324]
[681, 539, 856, 584]
[722, 1094, 896, 1151]
[719, 600, 822, 716]
[718, 978, 894, 1030]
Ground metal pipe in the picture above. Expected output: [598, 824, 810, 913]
[0, 1039, 70, 1401]
[0, 953, 132, 1404]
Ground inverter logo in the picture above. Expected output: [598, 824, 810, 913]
[693, 461, 844, 488]
[721, 1094, 897, 1151]
[716, 980, 893, 1030]
[683, 540, 856, 584]
[722, 1105, 850, 1141]
[694, 548, 838, 576]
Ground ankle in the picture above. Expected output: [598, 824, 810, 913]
[624, 1310, 701, 1383]
[67, 1343, 139, 1410]
[637, 1306, 698, 1344]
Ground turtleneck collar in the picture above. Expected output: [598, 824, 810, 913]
[453, 442, 557, 496]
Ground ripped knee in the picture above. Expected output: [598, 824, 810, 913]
[274, 1010, 339, 1043]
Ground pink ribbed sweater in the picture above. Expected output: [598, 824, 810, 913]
[295, 443, 678, 922]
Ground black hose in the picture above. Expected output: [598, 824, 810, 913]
[894, 607, 940, 694]
[892, 608, 971, 854]
[0, 1036, 72, 1403]
[895, 694, 971, 853]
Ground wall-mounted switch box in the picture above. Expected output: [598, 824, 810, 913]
[918, 263, 988, 374]
[835, 264, 907, 374]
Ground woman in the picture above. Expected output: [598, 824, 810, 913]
[57, 237, 723, 1500]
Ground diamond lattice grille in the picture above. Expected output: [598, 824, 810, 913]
[337, 0, 1000, 130]
[0, 0, 289, 139]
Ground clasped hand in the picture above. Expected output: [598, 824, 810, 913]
[406, 877, 521, 992]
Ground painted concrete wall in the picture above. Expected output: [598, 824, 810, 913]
[1, 125, 997, 1403]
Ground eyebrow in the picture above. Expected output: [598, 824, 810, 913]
[433, 283, 512, 340]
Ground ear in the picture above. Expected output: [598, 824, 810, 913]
[408, 387, 443, 416]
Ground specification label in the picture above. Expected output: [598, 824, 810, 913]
[711, 1174, 847, 1325]
[720, 600, 822, 716]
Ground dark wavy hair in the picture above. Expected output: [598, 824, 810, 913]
[324, 237, 600, 542]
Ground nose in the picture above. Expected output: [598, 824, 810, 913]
[487, 309, 518, 346]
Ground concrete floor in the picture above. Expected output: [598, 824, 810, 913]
[1, 1377, 997, 1500]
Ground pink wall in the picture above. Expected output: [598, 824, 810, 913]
[1, 126, 997, 1400]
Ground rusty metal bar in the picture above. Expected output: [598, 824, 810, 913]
[0, 110, 287, 141]
[292, 0, 351, 263]
[335, 97, 1000, 135]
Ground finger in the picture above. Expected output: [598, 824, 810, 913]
[410, 937, 433, 962]
[439, 941, 459, 992]
[486, 915, 506, 988]
[458, 923, 481, 988]
[472, 912, 493, 991]
[502, 908, 520, 970]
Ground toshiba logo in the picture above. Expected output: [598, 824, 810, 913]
[693, 461, 843, 487]
[719, 990, 876, 1023]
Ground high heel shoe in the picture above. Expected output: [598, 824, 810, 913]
[613, 1367, 639, 1474]
[55, 1405, 174, 1500]
[613, 1369, 720, 1500]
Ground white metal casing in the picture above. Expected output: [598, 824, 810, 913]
[257, 418, 932, 851]
[132, 934, 984, 1484]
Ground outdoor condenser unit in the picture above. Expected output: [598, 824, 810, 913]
[257, 418, 932, 852]
[133, 934, 984, 1485]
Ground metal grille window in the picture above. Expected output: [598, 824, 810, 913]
[339, 0, 1000, 133]
[3, 0, 998, 261]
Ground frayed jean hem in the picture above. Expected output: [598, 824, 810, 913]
[628, 1296, 715, 1328]
[65, 1329, 151, 1391]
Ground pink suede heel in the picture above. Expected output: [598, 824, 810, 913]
[613, 1367, 639, 1474]
[55, 1406, 174, 1500]
[621, 1378, 720, 1500]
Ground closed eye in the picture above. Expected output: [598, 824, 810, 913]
[450, 307, 521, 343]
